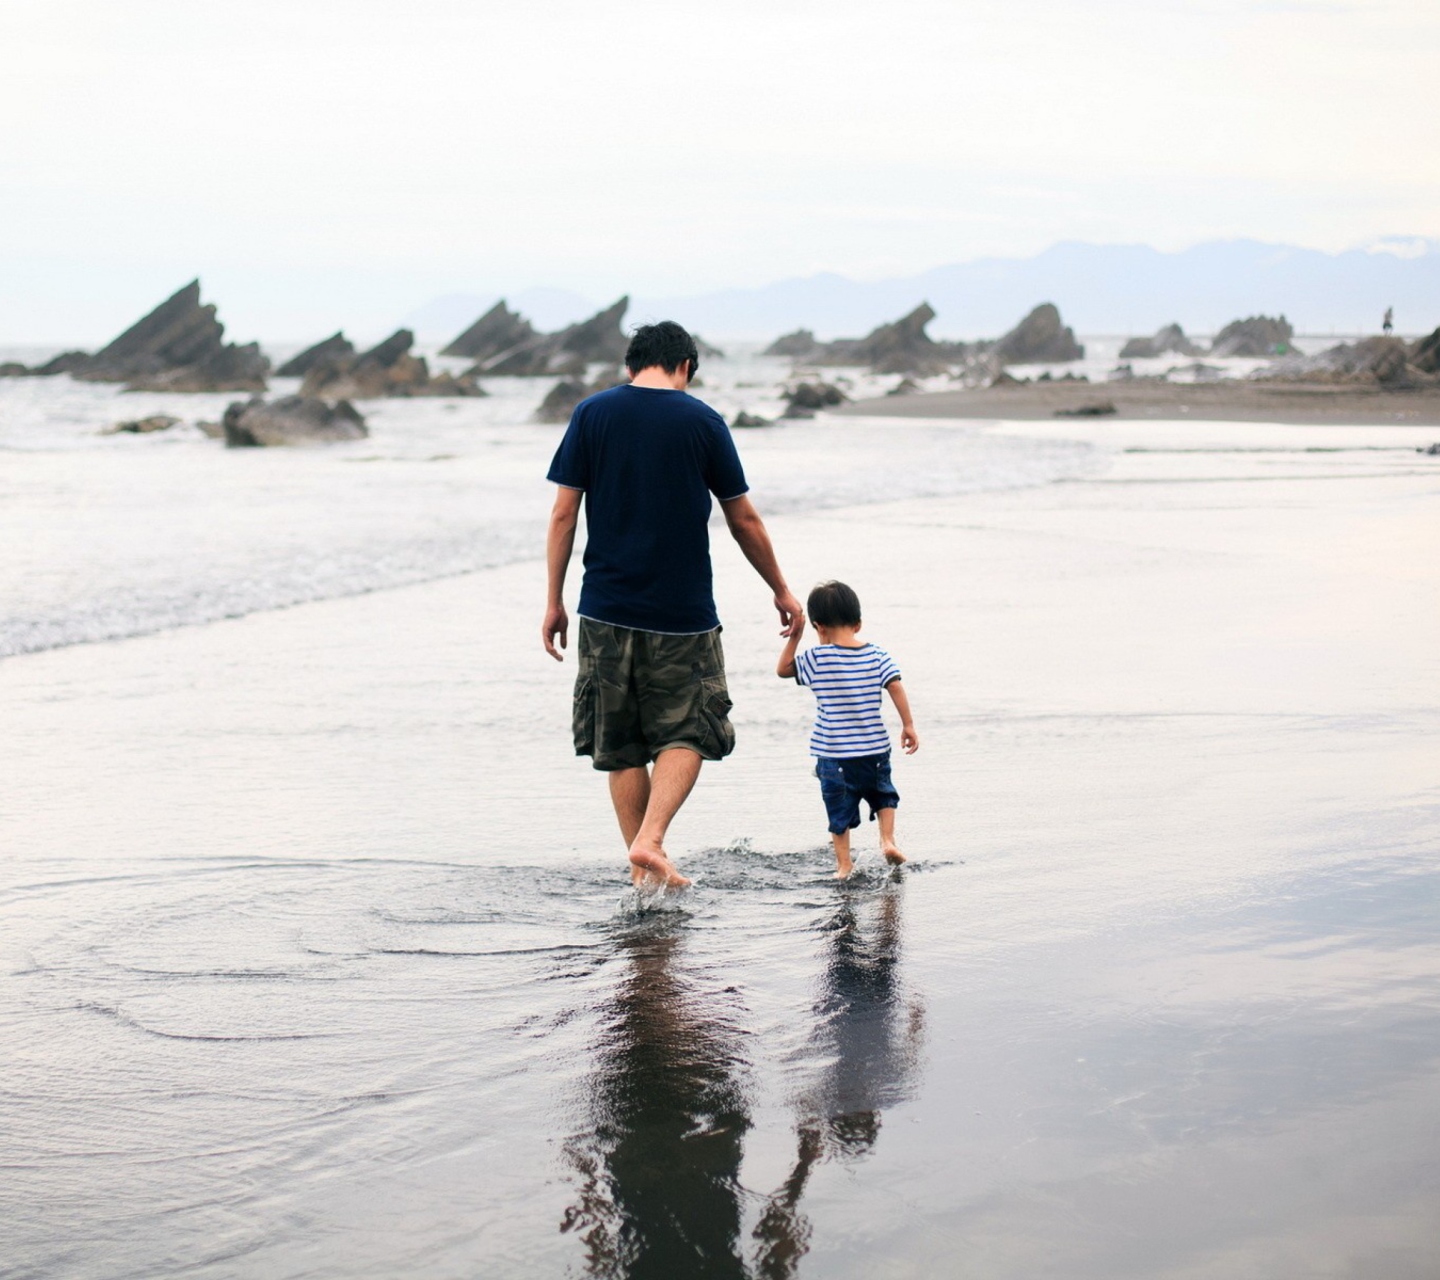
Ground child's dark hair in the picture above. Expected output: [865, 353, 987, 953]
[625, 320, 699, 378]
[807, 580, 861, 628]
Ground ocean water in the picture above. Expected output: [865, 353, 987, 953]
[2, 356, 1438, 1278]
[0, 347, 1098, 659]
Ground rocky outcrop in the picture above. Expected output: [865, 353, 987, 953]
[101, 414, 181, 435]
[1259, 335, 1431, 387]
[1210, 315, 1294, 358]
[3, 350, 91, 377]
[222, 396, 368, 447]
[478, 298, 631, 377]
[300, 330, 485, 399]
[782, 381, 848, 418]
[0, 362, 27, 377]
[764, 329, 821, 359]
[1119, 323, 1201, 359]
[68, 281, 270, 391]
[695, 335, 725, 360]
[441, 301, 538, 362]
[533, 372, 628, 424]
[992, 304, 1084, 365]
[1410, 327, 1440, 374]
[731, 411, 771, 427]
[276, 332, 355, 378]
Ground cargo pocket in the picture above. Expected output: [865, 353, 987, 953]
[572, 675, 596, 758]
[699, 677, 736, 759]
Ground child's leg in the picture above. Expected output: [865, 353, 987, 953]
[831, 828, 854, 879]
[877, 807, 905, 865]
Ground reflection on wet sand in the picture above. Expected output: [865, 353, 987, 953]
[754, 887, 926, 1279]
[562, 885, 924, 1278]
[562, 917, 753, 1278]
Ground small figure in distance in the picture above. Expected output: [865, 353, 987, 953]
[778, 580, 919, 879]
[1383, 307, 1394, 336]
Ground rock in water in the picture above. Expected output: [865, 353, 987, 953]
[300, 330, 485, 399]
[275, 332, 355, 378]
[441, 301, 539, 362]
[486, 298, 631, 377]
[1053, 401, 1117, 417]
[101, 414, 181, 435]
[782, 381, 848, 418]
[1210, 315, 1294, 358]
[222, 396, 368, 447]
[731, 411, 771, 427]
[992, 304, 1084, 365]
[1410, 327, 1440, 374]
[533, 372, 628, 423]
[0, 362, 27, 377]
[764, 329, 821, 358]
[22, 351, 91, 377]
[1260, 336, 1427, 386]
[71, 280, 270, 391]
[1119, 323, 1201, 359]
[695, 335, 725, 360]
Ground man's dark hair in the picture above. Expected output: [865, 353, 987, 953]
[807, 580, 862, 629]
[625, 320, 699, 378]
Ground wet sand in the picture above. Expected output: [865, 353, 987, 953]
[842, 377, 1440, 426]
[2, 419, 1438, 1277]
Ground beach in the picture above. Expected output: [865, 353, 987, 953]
[842, 377, 1440, 425]
[2, 405, 1437, 1277]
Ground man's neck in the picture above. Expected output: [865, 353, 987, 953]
[629, 365, 690, 391]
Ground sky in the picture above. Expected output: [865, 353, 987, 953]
[3, 0, 1438, 343]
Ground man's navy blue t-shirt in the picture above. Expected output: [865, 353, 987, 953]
[546, 384, 749, 634]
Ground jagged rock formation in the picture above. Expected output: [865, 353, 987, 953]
[4, 350, 91, 377]
[1119, 323, 1202, 359]
[533, 372, 628, 424]
[101, 414, 180, 435]
[766, 305, 970, 374]
[222, 396, 368, 447]
[1259, 335, 1433, 387]
[461, 298, 630, 377]
[764, 329, 820, 359]
[276, 332, 355, 378]
[441, 301, 538, 361]
[992, 304, 1084, 365]
[1210, 315, 1294, 358]
[300, 330, 485, 399]
[782, 381, 848, 418]
[63, 281, 270, 391]
[695, 335, 725, 360]
[1410, 327, 1440, 374]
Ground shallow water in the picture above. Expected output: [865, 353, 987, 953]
[2, 381, 1438, 1276]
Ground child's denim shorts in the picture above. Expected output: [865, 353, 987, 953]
[815, 753, 900, 835]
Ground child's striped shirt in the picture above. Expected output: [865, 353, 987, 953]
[793, 643, 901, 758]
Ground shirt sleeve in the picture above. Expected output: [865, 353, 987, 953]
[546, 409, 589, 490]
[876, 649, 902, 686]
[794, 647, 814, 687]
[704, 414, 749, 502]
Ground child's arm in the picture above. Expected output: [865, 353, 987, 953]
[777, 615, 806, 678]
[886, 679, 919, 753]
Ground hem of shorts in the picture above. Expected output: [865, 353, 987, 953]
[578, 613, 720, 637]
[649, 737, 730, 763]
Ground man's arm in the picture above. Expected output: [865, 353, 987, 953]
[543, 486, 582, 661]
[720, 494, 803, 637]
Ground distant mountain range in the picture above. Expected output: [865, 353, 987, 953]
[405, 239, 1439, 345]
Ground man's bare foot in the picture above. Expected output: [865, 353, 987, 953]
[881, 842, 907, 866]
[628, 845, 692, 888]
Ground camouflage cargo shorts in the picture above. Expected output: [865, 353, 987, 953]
[572, 618, 736, 771]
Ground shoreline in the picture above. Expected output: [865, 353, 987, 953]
[840, 377, 1440, 426]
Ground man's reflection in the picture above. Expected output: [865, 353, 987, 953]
[562, 916, 752, 1279]
[753, 886, 926, 1279]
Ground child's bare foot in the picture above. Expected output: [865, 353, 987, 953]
[881, 842, 907, 866]
[628, 844, 692, 888]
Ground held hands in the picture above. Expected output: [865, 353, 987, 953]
[542, 604, 569, 661]
[900, 723, 920, 754]
[775, 590, 805, 638]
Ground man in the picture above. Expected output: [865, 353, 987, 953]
[542, 320, 802, 888]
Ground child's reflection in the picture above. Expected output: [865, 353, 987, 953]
[753, 887, 926, 1278]
[562, 917, 752, 1279]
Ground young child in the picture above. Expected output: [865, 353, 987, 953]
[778, 580, 919, 878]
